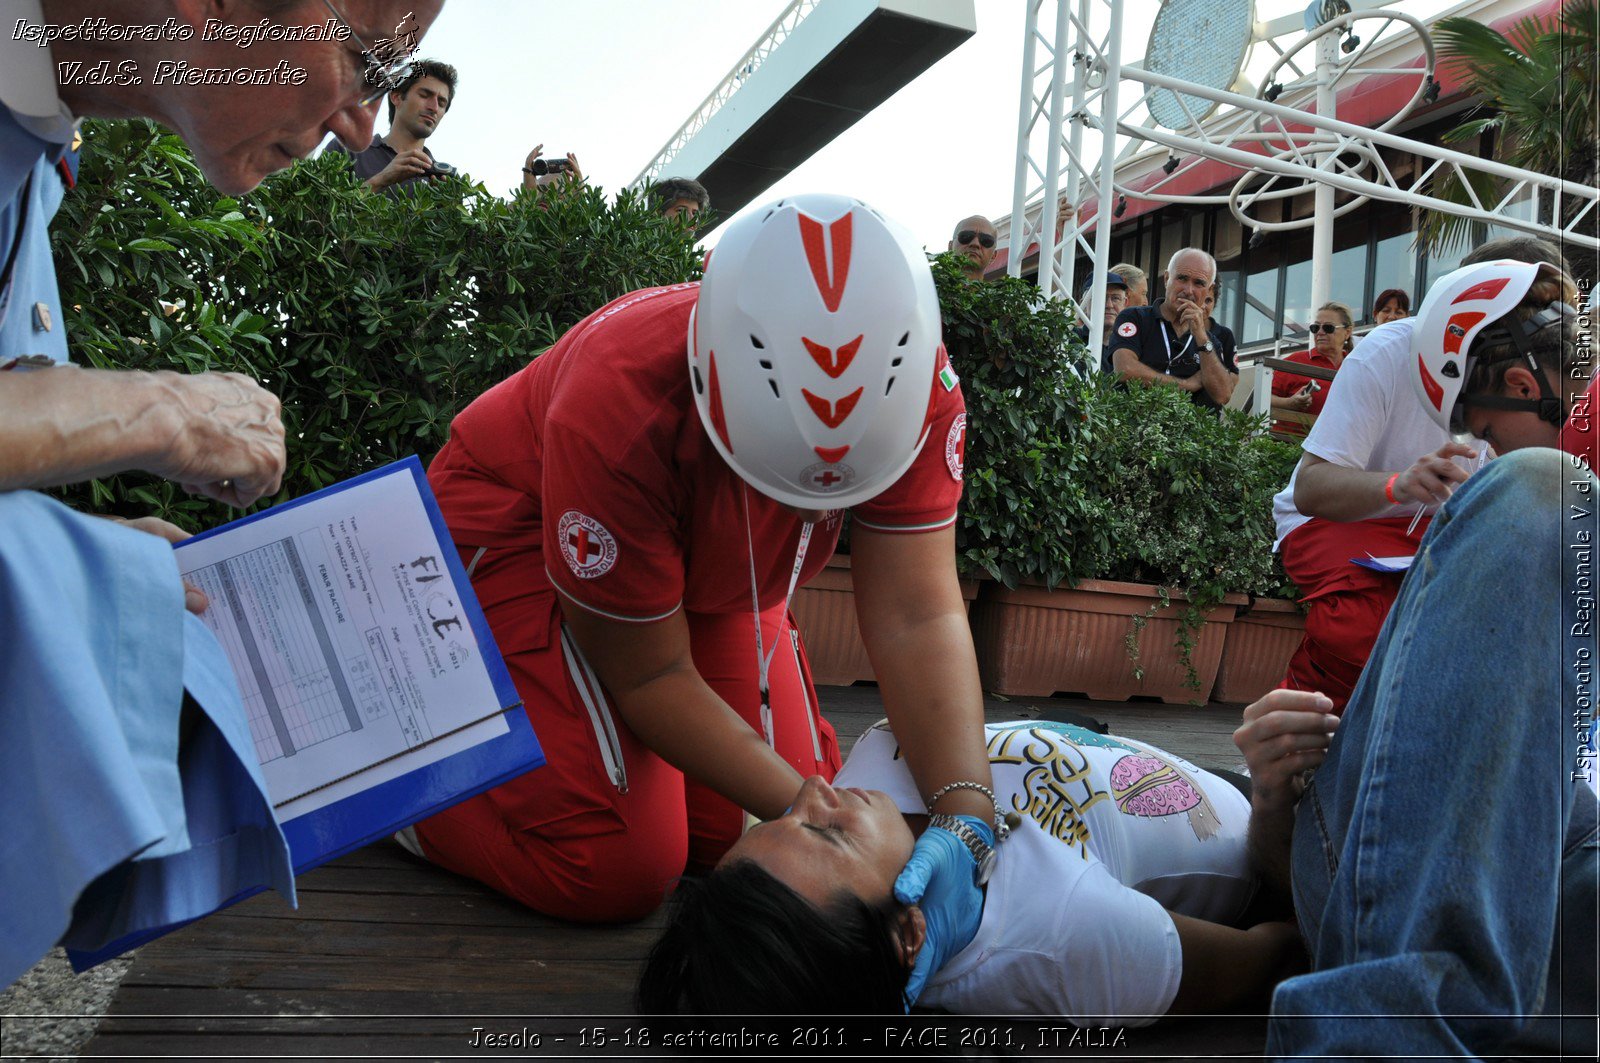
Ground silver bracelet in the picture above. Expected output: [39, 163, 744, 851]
[925, 780, 1019, 841]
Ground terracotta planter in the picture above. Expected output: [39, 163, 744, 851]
[1213, 596, 1306, 704]
[969, 579, 1244, 703]
[791, 557, 981, 687]
[791, 556, 874, 686]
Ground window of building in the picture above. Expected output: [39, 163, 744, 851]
[1242, 260, 1280, 346]
[1370, 229, 1417, 320]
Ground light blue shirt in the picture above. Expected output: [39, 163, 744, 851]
[0, 492, 295, 986]
[1, 96, 295, 984]
[0, 102, 72, 367]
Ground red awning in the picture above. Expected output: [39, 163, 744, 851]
[999, 0, 1564, 268]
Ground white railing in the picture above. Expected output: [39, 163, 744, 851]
[631, 0, 822, 188]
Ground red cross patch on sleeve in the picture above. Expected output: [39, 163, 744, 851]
[557, 511, 619, 579]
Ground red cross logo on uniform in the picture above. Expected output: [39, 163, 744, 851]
[945, 413, 967, 481]
[567, 526, 604, 566]
[556, 511, 618, 579]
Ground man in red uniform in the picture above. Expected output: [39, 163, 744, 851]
[1270, 237, 1563, 714]
[407, 195, 1000, 1002]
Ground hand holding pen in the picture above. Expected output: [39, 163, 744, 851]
[1389, 442, 1487, 536]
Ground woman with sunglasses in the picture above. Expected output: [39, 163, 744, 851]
[1269, 301, 1354, 437]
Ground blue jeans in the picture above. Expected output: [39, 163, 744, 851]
[1270, 448, 1600, 1059]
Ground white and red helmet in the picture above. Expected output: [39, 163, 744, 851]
[1412, 259, 1558, 434]
[688, 194, 944, 509]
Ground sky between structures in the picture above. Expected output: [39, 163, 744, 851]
[398, 0, 1459, 253]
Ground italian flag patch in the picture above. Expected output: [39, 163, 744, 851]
[939, 364, 959, 391]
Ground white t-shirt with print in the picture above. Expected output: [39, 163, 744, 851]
[833, 720, 1254, 1024]
[1270, 319, 1486, 547]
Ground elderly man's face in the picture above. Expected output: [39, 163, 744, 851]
[950, 217, 998, 275]
[1165, 251, 1216, 314]
[164, 1, 444, 194]
[1102, 286, 1128, 328]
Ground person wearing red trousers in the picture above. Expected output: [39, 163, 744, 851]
[408, 195, 1000, 1004]
[1268, 236, 1571, 714]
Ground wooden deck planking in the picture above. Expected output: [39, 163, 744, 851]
[82, 686, 1256, 1060]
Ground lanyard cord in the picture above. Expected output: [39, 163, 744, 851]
[1159, 315, 1194, 372]
[741, 483, 813, 748]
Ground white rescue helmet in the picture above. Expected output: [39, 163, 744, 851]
[688, 193, 944, 509]
[1412, 259, 1556, 434]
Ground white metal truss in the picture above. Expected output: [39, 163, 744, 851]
[632, 0, 821, 189]
[1011, 0, 1600, 362]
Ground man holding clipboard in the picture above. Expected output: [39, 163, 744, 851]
[0, 0, 445, 990]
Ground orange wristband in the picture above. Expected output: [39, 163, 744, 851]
[1384, 473, 1400, 504]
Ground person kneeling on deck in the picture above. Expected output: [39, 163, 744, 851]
[1268, 236, 1573, 715]
[1237, 258, 1597, 1058]
[637, 718, 1303, 1017]
[406, 194, 1000, 999]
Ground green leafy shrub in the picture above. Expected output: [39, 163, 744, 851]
[935, 253, 1300, 689]
[934, 252, 1090, 587]
[49, 120, 702, 529]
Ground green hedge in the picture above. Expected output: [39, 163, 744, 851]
[936, 254, 1299, 684]
[50, 119, 703, 529]
[47, 125, 1294, 682]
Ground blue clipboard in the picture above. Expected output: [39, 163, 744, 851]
[66, 457, 542, 969]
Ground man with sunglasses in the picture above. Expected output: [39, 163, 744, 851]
[0, 0, 442, 991]
[949, 215, 998, 279]
[1076, 270, 1128, 374]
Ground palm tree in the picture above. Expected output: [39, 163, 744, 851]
[1419, 0, 1597, 279]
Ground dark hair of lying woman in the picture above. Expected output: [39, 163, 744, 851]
[636, 860, 913, 1015]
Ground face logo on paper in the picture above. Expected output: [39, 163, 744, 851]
[1117, 321, 1138, 338]
[945, 413, 967, 481]
[557, 511, 618, 579]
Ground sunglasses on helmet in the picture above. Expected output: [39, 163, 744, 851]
[957, 230, 996, 249]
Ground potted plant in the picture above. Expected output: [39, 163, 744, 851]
[939, 254, 1302, 702]
[791, 525, 982, 688]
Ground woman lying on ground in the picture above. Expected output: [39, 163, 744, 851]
[639, 717, 1305, 1019]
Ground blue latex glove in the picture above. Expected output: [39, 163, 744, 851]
[893, 814, 993, 1005]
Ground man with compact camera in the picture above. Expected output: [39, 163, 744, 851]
[328, 58, 457, 195]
